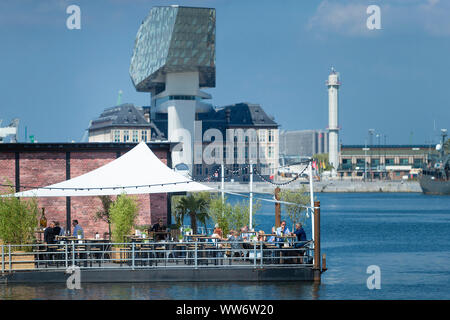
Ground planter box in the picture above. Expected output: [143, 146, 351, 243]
[110, 247, 128, 263]
[1, 251, 35, 271]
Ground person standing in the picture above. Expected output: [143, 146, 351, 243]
[44, 221, 56, 244]
[53, 221, 64, 238]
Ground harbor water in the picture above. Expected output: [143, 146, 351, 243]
[1, 192, 449, 300]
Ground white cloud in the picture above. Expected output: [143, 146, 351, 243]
[308, 0, 450, 37]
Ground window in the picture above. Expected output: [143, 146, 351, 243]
[141, 130, 148, 142]
[123, 130, 129, 142]
[132, 130, 139, 142]
[268, 146, 274, 158]
[113, 130, 120, 142]
[259, 130, 266, 142]
[399, 158, 409, 165]
[268, 130, 275, 142]
[385, 158, 395, 165]
[413, 158, 423, 168]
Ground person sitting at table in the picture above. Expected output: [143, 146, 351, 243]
[227, 230, 243, 257]
[293, 223, 307, 246]
[213, 224, 223, 238]
[211, 228, 226, 247]
[151, 218, 165, 232]
[240, 225, 250, 241]
[72, 220, 84, 238]
[257, 230, 266, 242]
[276, 220, 291, 246]
[44, 221, 56, 244]
[151, 218, 166, 241]
[266, 226, 276, 243]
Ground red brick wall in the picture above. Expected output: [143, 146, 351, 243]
[0, 152, 15, 193]
[0, 146, 169, 239]
[19, 152, 67, 230]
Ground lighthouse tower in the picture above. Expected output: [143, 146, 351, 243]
[327, 67, 341, 176]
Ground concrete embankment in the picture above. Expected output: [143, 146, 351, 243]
[204, 180, 422, 194]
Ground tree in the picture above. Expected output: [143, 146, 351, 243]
[110, 194, 139, 245]
[174, 193, 209, 234]
[279, 187, 310, 229]
[0, 187, 39, 250]
[94, 195, 113, 240]
[209, 194, 260, 235]
[209, 195, 232, 235]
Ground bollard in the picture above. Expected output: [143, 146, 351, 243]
[313, 201, 321, 282]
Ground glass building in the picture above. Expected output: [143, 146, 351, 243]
[129, 6, 216, 174]
[129, 6, 216, 93]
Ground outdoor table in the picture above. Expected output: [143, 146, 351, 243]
[153, 231, 170, 241]
[185, 234, 208, 242]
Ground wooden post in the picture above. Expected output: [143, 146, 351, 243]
[275, 187, 281, 228]
[313, 200, 321, 282]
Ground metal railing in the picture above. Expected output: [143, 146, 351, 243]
[1, 240, 313, 272]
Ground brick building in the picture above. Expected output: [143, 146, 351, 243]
[0, 142, 173, 238]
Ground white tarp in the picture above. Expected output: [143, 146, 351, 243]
[12, 141, 212, 197]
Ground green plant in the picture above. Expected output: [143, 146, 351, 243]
[110, 193, 139, 247]
[229, 199, 261, 232]
[209, 195, 232, 235]
[0, 187, 39, 251]
[174, 193, 209, 234]
[209, 194, 260, 235]
[279, 187, 310, 228]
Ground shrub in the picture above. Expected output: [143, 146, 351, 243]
[110, 194, 139, 246]
[0, 187, 39, 250]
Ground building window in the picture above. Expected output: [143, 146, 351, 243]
[385, 158, 395, 165]
[123, 130, 129, 142]
[269, 130, 275, 143]
[141, 130, 148, 142]
[132, 130, 139, 142]
[399, 158, 409, 165]
[259, 130, 266, 142]
[113, 130, 120, 142]
[268, 146, 274, 158]
[413, 158, 423, 168]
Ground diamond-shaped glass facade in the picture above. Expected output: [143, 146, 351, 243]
[130, 6, 216, 92]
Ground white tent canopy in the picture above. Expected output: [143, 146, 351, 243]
[13, 141, 212, 197]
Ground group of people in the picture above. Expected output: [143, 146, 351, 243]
[210, 221, 307, 247]
[44, 220, 84, 244]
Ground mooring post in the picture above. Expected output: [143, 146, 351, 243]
[275, 187, 281, 228]
[313, 201, 321, 282]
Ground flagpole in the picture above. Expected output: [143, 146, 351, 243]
[309, 159, 315, 242]
[249, 162, 253, 231]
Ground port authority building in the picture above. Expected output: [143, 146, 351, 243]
[88, 6, 279, 182]
[338, 145, 433, 180]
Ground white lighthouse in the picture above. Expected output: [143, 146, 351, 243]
[327, 67, 341, 176]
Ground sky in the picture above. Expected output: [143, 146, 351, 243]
[0, 0, 449, 145]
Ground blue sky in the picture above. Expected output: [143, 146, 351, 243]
[0, 0, 449, 145]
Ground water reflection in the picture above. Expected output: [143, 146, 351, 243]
[0, 282, 321, 300]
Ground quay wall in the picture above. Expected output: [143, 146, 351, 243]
[204, 180, 422, 195]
